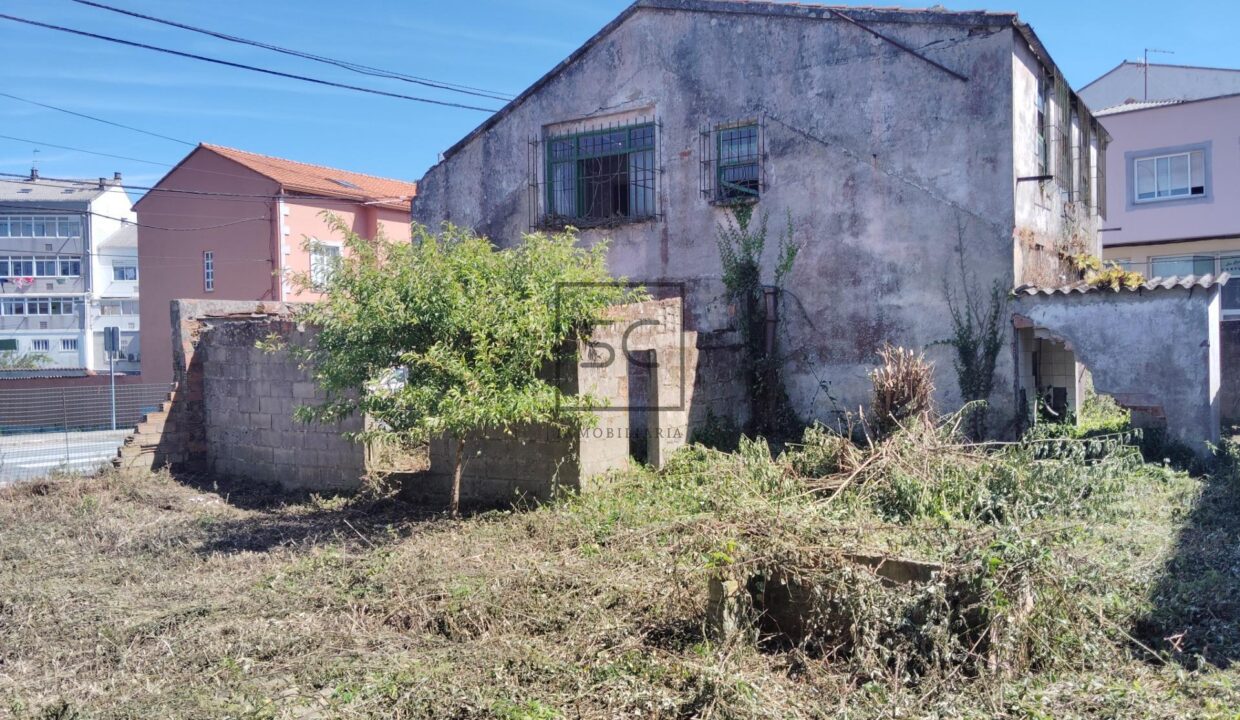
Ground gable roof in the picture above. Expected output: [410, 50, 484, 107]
[437, 0, 1053, 163]
[137, 144, 417, 211]
[202, 144, 417, 209]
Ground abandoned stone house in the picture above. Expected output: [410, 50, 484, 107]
[406, 0, 1223, 499]
[126, 0, 1225, 502]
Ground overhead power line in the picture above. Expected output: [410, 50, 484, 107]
[0, 135, 172, 167]
[71, 0, 515, 102]
[0, 13, 501, 113]
[1, 203, 268, 232]
[0, 91, 194, 146]
[0, 173, 415, 206]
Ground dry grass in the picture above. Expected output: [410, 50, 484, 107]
[0, 431, 1238, 719]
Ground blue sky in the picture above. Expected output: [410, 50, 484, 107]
[1, 0, 1237, 194]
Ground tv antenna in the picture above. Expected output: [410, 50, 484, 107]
[1144, 48, 1175, 100]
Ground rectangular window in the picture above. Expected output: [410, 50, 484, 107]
[203, 251, 215, 292]
[60, 338, 77, 351]
[1150, 255, 1216, 279]
[112, 264, 138, 281]
[59, 257, 82, 277]
[309, 243, 341, 288]
[716, 123, 760, 202]
[0, 218, 7, 237]
[0, 338, 16, 351]
[49, 298, 73, 315]
[30, 339, 50, 352]
[1221, 256, 1240, 315]
[1035, 72, 1050, 175]
[545, 121, 656, 223]
[34, 256, 58, 276]
[1, 298, 24, 315]
[1134, 150, 1206, 202]
[0, 256, 33, 276]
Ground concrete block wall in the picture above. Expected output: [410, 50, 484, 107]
[420, 426, 578, 506]
[199, 318, 363, 491]
[157, 299, 364, 492]
[424, 297, 747, 506]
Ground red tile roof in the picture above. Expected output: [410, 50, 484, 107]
[202, 144, 417, 210]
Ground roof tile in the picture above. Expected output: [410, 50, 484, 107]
[202, 144, 418, 210]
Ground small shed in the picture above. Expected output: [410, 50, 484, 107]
[1011, 274, 1228, 455]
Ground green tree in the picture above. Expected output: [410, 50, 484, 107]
[287, 219, 636, 516]
[0, 351, 49, 370]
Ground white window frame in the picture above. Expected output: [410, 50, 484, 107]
[30, 339, 50, 352]
[60, 338, 78, 351]
[309, 240, 342, 289]
[112, 263, 138, 281]
[1133, 150, 1205, 204]
[203, 251, 215, 292]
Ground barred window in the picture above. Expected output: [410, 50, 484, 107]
[544, 121, 656, 224]
[701, 119, 763, 203]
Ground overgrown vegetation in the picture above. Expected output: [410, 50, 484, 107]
[4, 405, 1239, 717]
[279, 219, 637, 516]
[868, 344, 935, 436]
[1066, 252, 1146, 291]
[716, 204, 800, 438]
[941, 229, 1006, 438]
[0, 350, 49, 370]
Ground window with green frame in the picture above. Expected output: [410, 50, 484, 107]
[716, 123, 760, 202]
[545, 122, 655, 222]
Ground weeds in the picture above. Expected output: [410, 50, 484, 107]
[1, 424, 1238, 718]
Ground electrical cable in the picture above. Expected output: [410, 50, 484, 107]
[70, 0, 515, 102]
[0, 91, 194, 146]
[0, 13, 501, 112]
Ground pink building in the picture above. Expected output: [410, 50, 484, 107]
[1093, 92, 1240, 422]
[135, 144, 416, 383]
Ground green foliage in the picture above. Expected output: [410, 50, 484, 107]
[716, 204, 800, 436]
[689, 409, 741, 453]
[284, 218, 638, 513]
[0, 351, 50, 370]
[290, 218, 634, 441]
[941, 226, 1006, 438]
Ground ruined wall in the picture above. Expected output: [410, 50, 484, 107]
[421, 298, 735, 506]
[199, 318, 364, 491]
[1012, 286, 1222, 453]
[413, 4, 1025, 431]
[162, 299, 364, 492]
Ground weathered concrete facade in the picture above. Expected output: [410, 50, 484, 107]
[1012, 280, 1223, 453]
[412, 0, 1104, 437]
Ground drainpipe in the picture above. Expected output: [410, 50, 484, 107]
[271, 197, 283, 301]
[762, 286, 779, 425]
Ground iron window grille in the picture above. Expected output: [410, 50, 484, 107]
[529, 117, 660, 230]
[700, 118, 764, 204]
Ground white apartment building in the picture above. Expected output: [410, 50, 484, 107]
[0, 169, 140, 374]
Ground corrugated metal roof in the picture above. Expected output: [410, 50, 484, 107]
[1014, 273, 1230, 296]
[0, 368, 92, 380]
[0, 177, 112, 204]
[1094, 99, 1185, 116]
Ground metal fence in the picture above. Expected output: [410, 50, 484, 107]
[0, 382, 170, 484]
